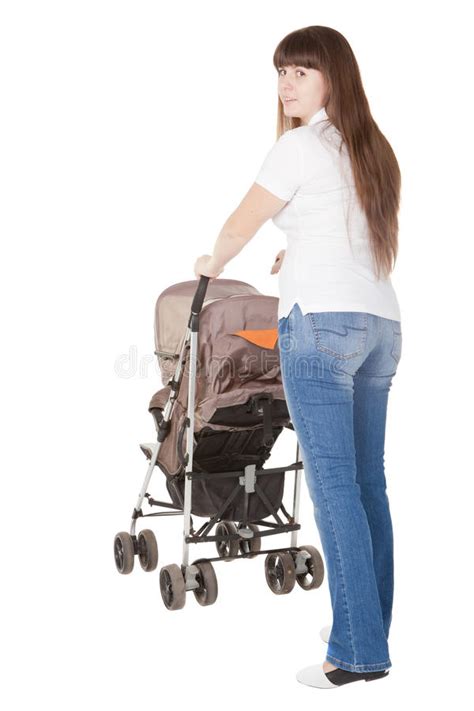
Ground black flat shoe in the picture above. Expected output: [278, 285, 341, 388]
[326, 667, 389, 686]
[296, 662, 390, 688]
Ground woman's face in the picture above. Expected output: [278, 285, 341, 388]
[277, 64, 327, 124]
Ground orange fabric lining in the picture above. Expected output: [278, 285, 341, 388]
[232, 328, 278, 349]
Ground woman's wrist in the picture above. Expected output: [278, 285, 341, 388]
[208, 256, 225, 274]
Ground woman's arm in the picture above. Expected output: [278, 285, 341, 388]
[195, 182, 287, 277]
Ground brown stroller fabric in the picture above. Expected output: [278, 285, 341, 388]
[148, 279, 291, 520]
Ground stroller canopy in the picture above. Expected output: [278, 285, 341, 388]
[154, 279, 261, 385]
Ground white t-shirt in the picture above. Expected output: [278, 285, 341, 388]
[254, 106, 401, 322]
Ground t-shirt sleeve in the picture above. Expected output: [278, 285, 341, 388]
[254, 129, 303, 201]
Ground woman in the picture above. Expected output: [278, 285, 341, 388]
[194, 25, 402, 690]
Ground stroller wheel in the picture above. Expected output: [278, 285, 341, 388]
[294, 545, 325, 590]
[191, 560, 218, 606]
[215, 521, 240, 561]
[114, 532, 135, 574]
[238, 523, 261, 557]
[264, 551, 296, 595]
[137, 529, 159, 572]
[160, 564, 186, 610]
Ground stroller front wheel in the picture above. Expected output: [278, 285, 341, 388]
[215, 521, 240, 561]
[137, 529, 159, 572]
[114, 532, 135, 574]
[192, 560, 218, 607]
[264, 551, 296, 595]
[160, 564, 186, 610]
[294, 545, 325, 590]
[238, 523, 261, 557]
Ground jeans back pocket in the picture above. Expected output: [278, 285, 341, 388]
[391, 322, 402, 364]
[309, 311, 369, 359]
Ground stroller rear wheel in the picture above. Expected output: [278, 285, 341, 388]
[114, 532, 135, 574]
[137, 529, 159, 572]
[264, 551, 296, 595]
[294, 545, 325, 590]
[191, 559, 218, 606]
[215, 521, 240, 561]
[160, 564, 186, 610]
[238, 523, 261, 557]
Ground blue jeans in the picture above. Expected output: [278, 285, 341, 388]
[277, 303, 402, 673]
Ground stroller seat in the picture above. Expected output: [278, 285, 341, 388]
[149, 278, 291, 520]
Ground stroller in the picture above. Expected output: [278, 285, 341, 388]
[113, 276, 325, 610]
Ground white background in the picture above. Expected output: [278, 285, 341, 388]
[1, 0, 473, 708]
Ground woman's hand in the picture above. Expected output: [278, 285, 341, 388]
[193, 254, 224, 280]
[270, 249, 286, 275]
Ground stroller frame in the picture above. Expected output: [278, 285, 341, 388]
[128, 277, 308, 589]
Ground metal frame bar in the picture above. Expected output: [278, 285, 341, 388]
[129, 323, 192, 537]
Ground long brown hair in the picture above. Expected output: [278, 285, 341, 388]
[273, 26, 401, 280]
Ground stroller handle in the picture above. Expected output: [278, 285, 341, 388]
[190, 275, 210, 316]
